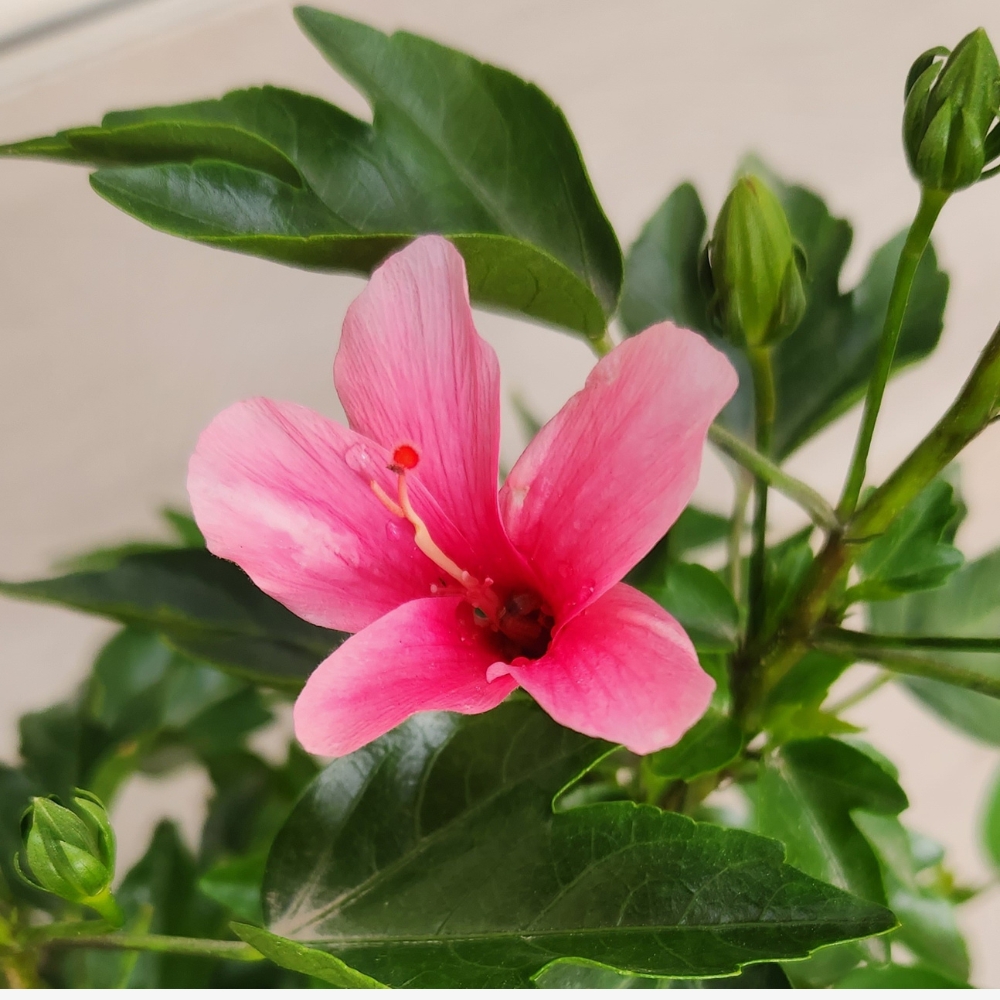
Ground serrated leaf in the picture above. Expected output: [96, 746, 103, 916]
[853, 811, 968, 980]
[2, 8, 622, 338]
[619, 166, 948, 457]
[853, 478, 964, 602]
[0, 549, 342, 689]
[757, 737, 908, 910]
[232, 924, 386, 988]
[264, 702, 893, 988]
[869, 548, 1000, 745]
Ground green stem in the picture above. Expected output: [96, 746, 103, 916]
[45, 932, 263, 962]
[84, 888, 124, 928]
[822, 626, 1000, 654]
[838, 187, 949, 518]
[591, 330, 615, 357]
[747, 347, 776, 643]
[827, 670, 893, 714]
[813, 639, 1000, 700]
[727, 471, 752, 605]
[708, 424, 838, 530]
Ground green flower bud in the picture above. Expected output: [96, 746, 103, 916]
[702, 175, 806, 349]
[903, 28, 1000, 192]
[16, 789, 122, 925]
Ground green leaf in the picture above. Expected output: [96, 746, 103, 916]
[0, 549, 342, 689]
[264, 703, 894, 988]
[983, 765, 1000, 871]
[4, 7, 622, 339]
[626, 505, 730, 593]
[199, 853, 268, 925]
[756, 738, 908, 909]
[646, 710, 743, 781]
[639, 562, 740, 652]
[620, 167, 948, 457]
[620, 181, 710, 334]
[161, 508, 205, 547]
[764, 651, 856, 743]
[852, 811, 969, 980]
[762, 527, 814, 642]
[534, 959, 791, 988]
[853, 478, 964, 602]
[835, 963, 971, 988]
[232, 924, 386, 988]
[869, 547, 1000, 744]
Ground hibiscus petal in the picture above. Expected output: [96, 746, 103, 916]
[335, 236, 530, 591]
[293, 595, 517, 757]
[507, 583, 714, 755]
[188, 397, 442, 633]
[500, 324, 737, 619]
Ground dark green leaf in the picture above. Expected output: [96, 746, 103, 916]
[535, 959, 791, 988]
[264, 703, 893, 988]
[852, 811, 968, 980]
[757, 738, 908, 909]
[764, 651, 856, 743]
[835, 963, 971, 988]
[869, 548, 1000, 744]
[646, 711, 743, 781]
[626, 506, 730, 592]
[199, 853, 268, 925]
[0, 549, 342, 689]
[4, 6, 622, 338]
[640, 562, 740, 652]
[620, 167, 948, 457]
[161, 508, 205, 547]
[18, 703, 83, 799]
[232, 923, 386, 988]
[620, 181, 710, 334]
[983, 765, 1000, 871]
[853, 478, 964, 601]
[87, 628, 174, 731]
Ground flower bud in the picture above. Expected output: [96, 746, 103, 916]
[903, 28, 1000, 192]
[16, 789, 122, 924]
[702, 175, 806, 349]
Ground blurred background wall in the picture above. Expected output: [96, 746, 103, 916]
[1, 0, 999, 984]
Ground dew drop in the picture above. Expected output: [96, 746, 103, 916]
[384, 521, 404, 542]
[344, 443, 371, 475]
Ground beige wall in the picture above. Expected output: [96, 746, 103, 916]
[2, 0, 999, 984]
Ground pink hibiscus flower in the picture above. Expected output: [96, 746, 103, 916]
[188, 236, 738, 757]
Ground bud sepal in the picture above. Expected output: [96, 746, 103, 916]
[16, 789, 123, 926]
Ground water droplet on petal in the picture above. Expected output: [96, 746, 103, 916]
[384, 521, 404, 543]
[344, 443, 372, 475]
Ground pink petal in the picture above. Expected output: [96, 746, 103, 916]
[293, 595, 517, 757]
[335, 236, 531, 593]
[500, 324, 737, 619]
[506, 583, 714, 755]
[188, 397, 443, 633]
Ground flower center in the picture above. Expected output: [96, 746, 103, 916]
[370, 444, 553, 661]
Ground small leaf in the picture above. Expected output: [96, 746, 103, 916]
[757, 737, 908, 908]
[264, 703, 894, 988]
[835, 963, 971, 988]
[647, 710, 743, 780]
[853, 811, 969, 980]
[853, 478, 964, 602]
[0, 549, 343, 689]
[869, 547, 1000, 744]
[231, 924, 386, 988]
[639, 562, 740, 652]
[983, 765, 1000, 871]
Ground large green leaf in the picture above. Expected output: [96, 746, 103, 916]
[869, 548, 1000, 745]
[264, 702, 893, 988]
[852, 478, 964, 602]
[1, 10, 621, 339]
[620, 168, 948, 457]
[0, 549, 342, 689]
[535, 959, 791, 988]
[756, 738, 908, 910]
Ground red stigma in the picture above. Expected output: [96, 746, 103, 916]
[392, 444, 420, 470]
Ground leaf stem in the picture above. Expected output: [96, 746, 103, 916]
[822, 627, 1000, 654]
[591, 330, 616, 357]
[43, 932, 263, 962]
[838, 187, 949, 519]
[747, 347, 776, 644]
[813, 636, 1000, 700]
[727, 471, 752, 605]
[708, 424, 839, 530]
[826, 670, 893, 714]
